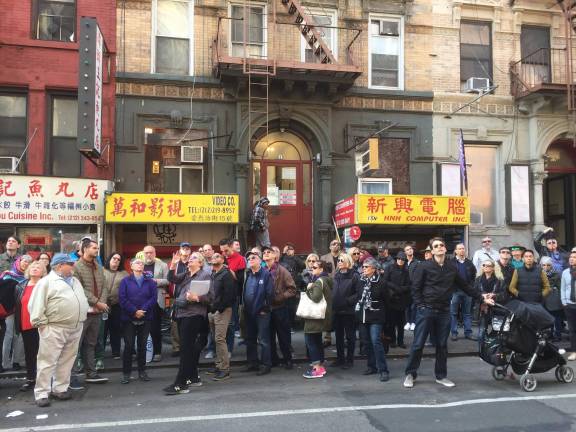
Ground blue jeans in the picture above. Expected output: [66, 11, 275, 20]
[450, 292, 473, 336]
[245, 311, 271, 367]
[405, 307, 451, 380]
[304, 333, 324, 364]
[270, 306, 292, 364]
[360, 323, 389, 373]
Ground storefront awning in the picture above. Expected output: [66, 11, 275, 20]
[334, 194, 470, 228]
[104, 193, 239, 224]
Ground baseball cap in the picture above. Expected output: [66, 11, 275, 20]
[378, 244, 388, 251]
[51, 253, 75, 267]
[261, 246, 275, 255]
[179, 242, 191, 248]
[245, 250, 261, 259]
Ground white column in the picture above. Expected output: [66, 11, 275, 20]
[532, 170, 547, 233]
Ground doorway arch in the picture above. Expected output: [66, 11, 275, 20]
[251, 131, 313, 252]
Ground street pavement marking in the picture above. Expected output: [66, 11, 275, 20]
[3, 393, 576, 432]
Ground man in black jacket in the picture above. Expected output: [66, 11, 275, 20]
[207, 253, 236, 381]
[449, 243, 477, 342]
[403, 237, 493, 389]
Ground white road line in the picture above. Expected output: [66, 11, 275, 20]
[3, 393, 576, 432]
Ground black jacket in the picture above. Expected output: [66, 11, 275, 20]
[357, 273, 389, 324]
[211, 267, 236, 313]
[412, 257, 483, 311]
[331, 270, 362, 315]
[279, 254, 305, 289]
[450, 257, 477, 285]
[385, 264, 411, 310]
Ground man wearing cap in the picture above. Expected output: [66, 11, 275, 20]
[496, 247, 514, 288]
[534, 227, 570, 273]
[250, 197, 271, 248]
[29, 254, 89, 407]
[73, 238, 109, 383]
[510, 245, 525, 269]
[472, 237, 499, 273]
[242, 250, 275, 375]
[376, 245, 394, 272]
[449, 243, 477, 342]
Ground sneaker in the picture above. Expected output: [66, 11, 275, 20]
[409, 323, 415, 331]
[450, 334, 458, 341]
[234, 331, 241, 338]
[403, 374, 414, 388]
[121, 375, 131, 384]
[20, 380, 35, 392]
[139, 372, 151, 382]
[380, 372, 390, 382]
[317, 366, 327, 376]
[51, 391, 72, 401]
[303, 368, 324, 379]
[164, 384, 190, 395]
[68, 377, 85, 391]
[436, 378, 455, 387]
[185, 378, 203, 387]
[12, 362, 21, 371]
[240, 364, 259, 373]
[403, 323, 411, 331]
[204, 351, 214, 359]
[112, 353, 121, 360]
[95, 359, 104, 371]
[85, 374, 109, 384]
[213, 371, 231, 381]
[257, 366, 271, 376]
[205, 367, 220, 375]
[36, 398, 50, 407]
[568, 352, 576, 361]
[362, 368, 377, 375]
[152, 354, 162, 362]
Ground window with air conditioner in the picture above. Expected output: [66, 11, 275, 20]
[465, 144, 499, 225]
[369, 15, 403, 89]
[181, 146, 203, 163]
[300, 8, 337, 63]
[153, 0, 194, 75]
[230, 3, 266, 58]
[33, 0, 76, 42]
[0, 94, 27, 166]
[358, 178, 392, 195]
[460, 21, 493, 91]
[163, 166, 203, 193]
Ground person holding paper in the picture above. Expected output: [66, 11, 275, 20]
[165, 251, 211, 395]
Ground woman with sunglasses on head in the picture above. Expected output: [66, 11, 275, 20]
[475, 259, 506, 346]
[302, 260, 332, 379]
[541, 256, 564, 342]
[103, 252, 129, 359]
[330, 253, 362, 369]
[301, 254, 320, 290]
[165, 251, 212, 395]
[348, 247, 362, 276]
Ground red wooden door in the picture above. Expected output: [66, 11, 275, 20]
[260, 161, 312, 253]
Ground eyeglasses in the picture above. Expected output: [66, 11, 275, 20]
[111, 256, 121, 261]
[330, 243, 340, 247]
[432, 243, 445, 249]
[307, 259, 316, 263]
[352, 252, 360, 255]
[482, 264, 494, 268]
[337, 259, 345, 263]
[247, 256, 259, 260]
[547, 240, 557, 244]
[500, 251, 511, 254]
[362, 265, 372, 269]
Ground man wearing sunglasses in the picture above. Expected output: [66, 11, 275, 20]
[321, 240, 342, 277]
[534, 227, 569, 273]
[404, 237, 494, 389]
[471, 237, 499, 273]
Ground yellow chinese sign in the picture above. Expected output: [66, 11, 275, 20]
[105, 193, 239, 224]
[356, 194, 469, 225]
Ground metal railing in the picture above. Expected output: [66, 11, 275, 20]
[213, 16, 362, 70]
[510, 47, 576, 97]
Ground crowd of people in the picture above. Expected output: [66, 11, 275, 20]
[0, 224, 576, 405]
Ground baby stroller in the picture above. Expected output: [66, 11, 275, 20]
[480, 300, 574, 392]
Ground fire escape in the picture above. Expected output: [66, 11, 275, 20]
[213, 0, 362, 151]
[510, 0, 576, 139]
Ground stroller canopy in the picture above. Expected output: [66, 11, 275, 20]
[506, 300, 555, 331]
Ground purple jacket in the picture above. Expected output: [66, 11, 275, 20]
[118, 275, 157, 322]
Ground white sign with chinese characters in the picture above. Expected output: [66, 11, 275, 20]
[0, 176, 113, 224]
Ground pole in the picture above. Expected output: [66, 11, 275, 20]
[331, 216, 341, 244]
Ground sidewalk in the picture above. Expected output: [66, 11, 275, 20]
[0, 324, 494, 379]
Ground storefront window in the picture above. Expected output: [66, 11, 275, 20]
[465, 145, 498, 225]
[15, 227, 95, 255]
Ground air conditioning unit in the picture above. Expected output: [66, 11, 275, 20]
[0, 157, 19, 173]
[465, 77, 490, 93]
[470, 212, 483, 225]
[180, 146, 203, 163]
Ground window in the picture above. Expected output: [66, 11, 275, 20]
[369, 16, 403, 89]
[465, 145, 498, 225]
[50, 97, 81, 177]
[230, 4, 266, 58]
[358, 178, 392, 194]
[300, 9, 337, 63]
[163, 166, 203, 193]
[153, 0, 193, 75]
[34, 0, 76, 42]
[521, 26, 550, 84]
[460, 21, 492, 89]
[0, 94, 27, 162]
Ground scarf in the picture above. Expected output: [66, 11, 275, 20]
[0, 257, 27, 284]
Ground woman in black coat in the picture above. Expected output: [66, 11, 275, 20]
[385, 252, 411, 349]
[329, 253, 362, 369]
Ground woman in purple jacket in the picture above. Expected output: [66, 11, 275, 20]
[118, 257, 157, 384]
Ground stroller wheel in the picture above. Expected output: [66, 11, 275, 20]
[520, 373, 537, 392]
[492, 366, 506, 381]
[555, 366, 574, 383]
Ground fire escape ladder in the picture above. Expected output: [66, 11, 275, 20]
[280, 0, 337, 64]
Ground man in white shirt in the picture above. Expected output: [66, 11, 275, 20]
[472, 236, 499, 273]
